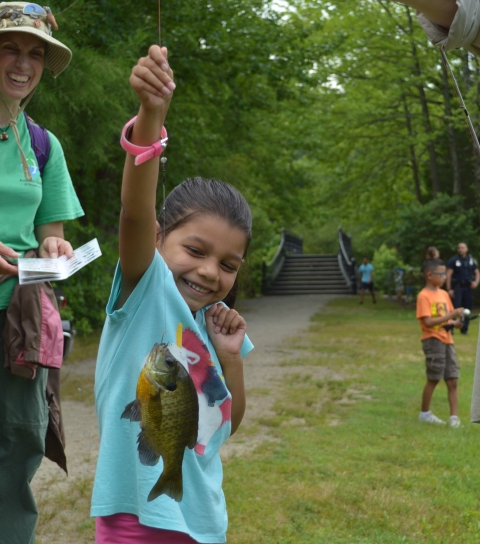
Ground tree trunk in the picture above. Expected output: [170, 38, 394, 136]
[402, 95, 422, 202]
[440, 61, 461, 194]
[406, 7, 440, 197]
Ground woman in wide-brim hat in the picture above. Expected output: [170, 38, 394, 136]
[0, 3, 84, 542]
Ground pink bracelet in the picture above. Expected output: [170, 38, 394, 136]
[120, 116, 168, 166]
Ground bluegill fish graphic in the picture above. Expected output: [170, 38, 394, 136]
[121, 342, 199, 502]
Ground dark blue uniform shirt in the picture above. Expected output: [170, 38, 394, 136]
[447, 254, 477, 286]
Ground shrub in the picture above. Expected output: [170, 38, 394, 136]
[371, 245, 406, 295]
[391, 194, 479, 265]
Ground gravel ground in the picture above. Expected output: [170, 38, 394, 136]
[32, 294, 339, 540]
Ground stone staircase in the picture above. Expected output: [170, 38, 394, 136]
[264, 254, 351, 296]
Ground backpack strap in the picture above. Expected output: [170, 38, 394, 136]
[24, 112, 51, 177]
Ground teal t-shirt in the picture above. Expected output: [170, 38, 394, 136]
[359, 263, 374, 283]
[91, 251, 254, 543]
[0, 114, 84, 309]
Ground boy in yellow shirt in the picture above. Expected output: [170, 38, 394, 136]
[416, 259, 465, 427]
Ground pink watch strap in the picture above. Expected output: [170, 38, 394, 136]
[120, 116, 168, 165]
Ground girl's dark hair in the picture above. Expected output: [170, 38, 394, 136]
[158, 177, 252, 308]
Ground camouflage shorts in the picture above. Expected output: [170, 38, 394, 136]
[421, 337, 459, 381]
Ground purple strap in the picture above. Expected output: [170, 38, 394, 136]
[24, 112, 51, 176]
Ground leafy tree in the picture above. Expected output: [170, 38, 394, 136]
[372, 245, 406, 295]
[22, 0, 480, 328]
[27, 0, 323, 328]
[391, 194, 479, 265]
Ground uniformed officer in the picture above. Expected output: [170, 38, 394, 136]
[446, 242, 480, 334]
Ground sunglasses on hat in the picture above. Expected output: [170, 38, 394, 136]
[22, 3, 46, 17]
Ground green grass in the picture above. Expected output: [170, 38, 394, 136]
[224, 297, 480, 543]
[35, 476, 95, 543]
[36, 297, 480, 543]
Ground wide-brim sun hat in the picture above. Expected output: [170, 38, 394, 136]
[0, 2, 71, 77]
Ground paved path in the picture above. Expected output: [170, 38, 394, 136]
[223, 294, 339, 456]
[239, 294, 338, 385]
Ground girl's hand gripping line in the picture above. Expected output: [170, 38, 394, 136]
[130, 45, 175, 113]
[206, 303, 246, 435]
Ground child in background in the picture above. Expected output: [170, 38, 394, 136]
[393, 267, 406, 302]
[358, 256, 376, 304]
[91, 46, 253, 543]
[404, 267, 417, 304]
[416, 259, 464, 427]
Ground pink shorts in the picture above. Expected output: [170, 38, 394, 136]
[96, 513, 203, 544]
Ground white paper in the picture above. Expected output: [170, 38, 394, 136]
[18, 239, 102, 285]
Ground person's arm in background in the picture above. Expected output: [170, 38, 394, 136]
[472, 268, 480, 289]
[398, 0, 457, 28]
[422, 307, 465, 328]
[446, 268, 454, 299]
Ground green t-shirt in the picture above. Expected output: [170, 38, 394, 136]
[0, 114, 84, 309]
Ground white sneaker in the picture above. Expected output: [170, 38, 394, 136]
[449, 416, 461, 428]
[418, 411, 445, 424]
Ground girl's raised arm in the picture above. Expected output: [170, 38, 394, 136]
[117, 46, 175, 305]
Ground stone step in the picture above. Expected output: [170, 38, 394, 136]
[275, 279, 347, 285]
[264, 252, 354, 296]
[282, 260, 341, 266]
[283, 259, 339, 264]
[284, 259, 339, 265]
[286, 254, 337, 258]
[280, 266, 341, 273]
[265, 288, 351, 295]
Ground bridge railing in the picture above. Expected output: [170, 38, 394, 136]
[338, 227, 357, 294]
[262, 229, 303, 294]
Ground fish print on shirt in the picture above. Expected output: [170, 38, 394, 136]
[168, 324, 231, 456]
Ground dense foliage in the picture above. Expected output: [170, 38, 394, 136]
[30, 0, 480, 330]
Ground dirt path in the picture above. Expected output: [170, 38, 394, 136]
[33, 294, 338, 541]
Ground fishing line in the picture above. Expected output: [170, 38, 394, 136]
[161, 155, 167, 333]
[158, 0, 168, 334]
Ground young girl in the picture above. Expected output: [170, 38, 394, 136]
[91, 46, 253, 544]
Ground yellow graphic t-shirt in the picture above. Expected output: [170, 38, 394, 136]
[416, 287, 454, 344]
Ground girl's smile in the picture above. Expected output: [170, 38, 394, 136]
[157, 214, 246, 312]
